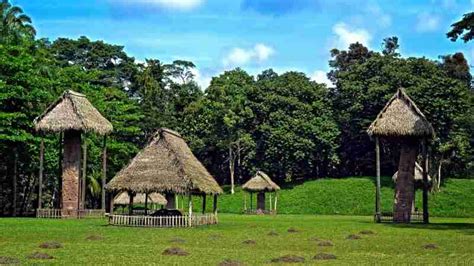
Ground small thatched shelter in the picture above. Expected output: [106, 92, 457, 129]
[242, 171, 280, 214]
[368, 88, 434, 223]
[107, 128, 222, 216]
[34, 90, 112, 217]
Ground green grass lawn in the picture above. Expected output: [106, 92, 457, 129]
[1, 214, 473, 265]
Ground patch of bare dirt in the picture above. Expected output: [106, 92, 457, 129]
[346, 234, 361, 240]
[313, 253, 337, 260]
[86, 235, 104, 241]
[359, 230, 375, 235]
[287, 228, 299, 233]
[0, 256, 20, 265]
[27, 252, 54, 260]
[218, 259, 243, 266]
[270, 255, 305, 263]
[162, 247, 189, 256]
[39, 241, 62, 249]
[423, 243, 438, 249]
[242, 239, 256, 245]
[318, 240, 334, 247]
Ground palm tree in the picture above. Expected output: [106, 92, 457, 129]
[0, 0, 36, 43]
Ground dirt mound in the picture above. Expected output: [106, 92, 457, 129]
[169, 237, 186, 243]
[162, 247, 189, 256]
[270, 255, 305, 263]
[86, 235, 104, 241]
[346, 234, 361, 240]
[242, 240, 256, 245]
[318, 240, 334, 247]
[39, 241, 62, 249]
[27, 252, 54, 260]
[287, 228, 299, 233]
[0, 256, 20, 264]
[423, 243, 438, 249]
[359, 230, 375, 235]
[218, 259, 243, 266]
[268, 231, 279, 236]
[313, 253, 337, 260]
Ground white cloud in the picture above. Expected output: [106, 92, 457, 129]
[311, 70, 333, 87]
[367, 4, 391, 28]
[332, 22, 372, 49]
[191, 67, 212, 89]
[117, 0, 204, 11]
[416, 12, 440, 32]
[222, 43, 275, 67]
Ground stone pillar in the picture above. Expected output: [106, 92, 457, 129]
[61, 130, 81, 217]
[165, 193, 176, 209]
[257, 192, 265, 211]
[393, 140, 417, 223]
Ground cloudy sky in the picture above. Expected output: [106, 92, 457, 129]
[13, 0, 474, 88]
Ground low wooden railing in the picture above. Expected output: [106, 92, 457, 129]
[244, 209, 277, 215]
[378, 211, 424, 223]
[108, 213, 218, 227]
[36, 209, 105, 219]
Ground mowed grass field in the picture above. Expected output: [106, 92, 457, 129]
[1, 214, 473, 265]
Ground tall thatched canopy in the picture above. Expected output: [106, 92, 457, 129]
[34, 90, 113, 135]
[392, 162, 432, 183]
[242, 171, 280, 192]
[107, 128, 223, 195]
[113, 192, 167, 205]
[367, 88, 434, 138]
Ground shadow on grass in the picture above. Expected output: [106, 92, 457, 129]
[382, 222, 474, 235]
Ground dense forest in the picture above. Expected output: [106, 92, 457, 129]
[0, 1, 472, 215]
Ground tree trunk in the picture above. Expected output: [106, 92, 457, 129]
[437, 161, 442, 191]
[229, 146, 235, 194]
[393, 141, 417, 223]
[12, 147, 18, 217]
[101, 136, 107, 209]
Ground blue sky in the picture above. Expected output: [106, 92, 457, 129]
[12, 0, 474, 88]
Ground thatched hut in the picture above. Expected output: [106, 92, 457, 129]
[34, 90, 112, 218]
[368, 88, 434, 223]
[107, 128, 222, 222]
[242, 171, 280, 214]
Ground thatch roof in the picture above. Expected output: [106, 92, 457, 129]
[113, 191, 167, 205]
[367, 88, 434, 138]
[242, 171, 280, 192]
[106, 128, 223, 195]
[392, 162, 432, 183]
[34, 90, 113, 135]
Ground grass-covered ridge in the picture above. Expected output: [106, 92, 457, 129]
[213, 178, 474, 217]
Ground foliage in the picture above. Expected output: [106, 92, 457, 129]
[447, 12, 474, 43]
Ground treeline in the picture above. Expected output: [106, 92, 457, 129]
[0, 2, 472, 215]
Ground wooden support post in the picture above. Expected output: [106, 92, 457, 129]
[202, 194, 206, 214]
[12, 147, 18, 217]
[213, 194, 218, 215]
[109, 192, 114, 215]
[101, 135, 107, 209]
[188, 194, 193, 227]
[274, 192, 278, 214]
[38, 137, 44, 209]
[250, 192, 253, 211]
[244, 192, 247, 212]
[144, 192, 149, 215]
[375, 137, 381, 223]
[422, 139, 429, 224]
[128, 191, 134, 215]
[56, 133, 63, 209]
[81, 137, 87, 209]
[269, 192, 272, 212]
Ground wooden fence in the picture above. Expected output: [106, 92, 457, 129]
[378, 211, 424, 223]
[108, 213, 218, 228]
[36, 209, 105, 219]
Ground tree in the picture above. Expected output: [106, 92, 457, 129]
[0, 0, 35, 44]
[447, 12, 474, 43]
[439, 52, 472, 86]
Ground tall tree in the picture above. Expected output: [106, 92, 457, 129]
[0, 0, 35, 44]
[447, 12, 474, 43]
